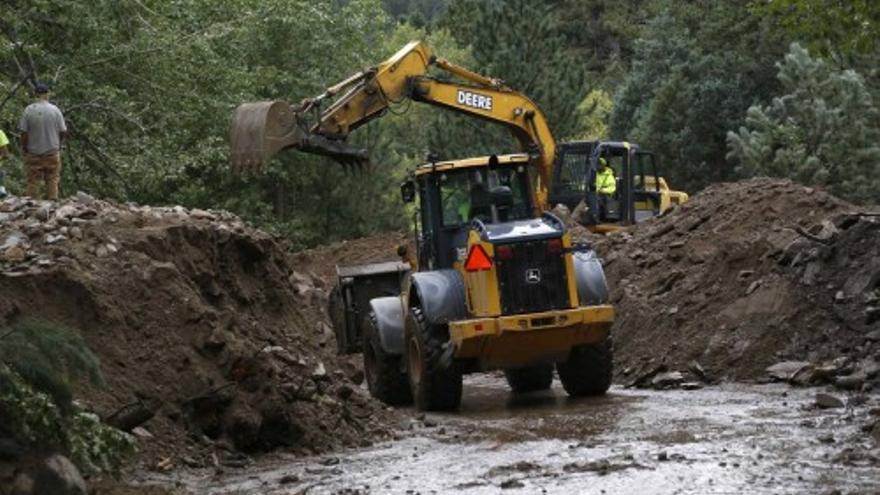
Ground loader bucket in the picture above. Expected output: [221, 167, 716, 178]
[230, 100, 371, 172]
[230, 101, 302, 173]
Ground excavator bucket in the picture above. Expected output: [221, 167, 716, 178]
[230, 100, 370, 173]
[230, 101, 302, 173]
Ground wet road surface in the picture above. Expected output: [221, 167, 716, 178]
[143, 374, 880, 494]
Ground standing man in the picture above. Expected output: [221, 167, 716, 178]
[0, 128, 9, 198]
[19, 82, 67, 200]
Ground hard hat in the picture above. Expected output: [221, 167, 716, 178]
[598, 157, 608, 167]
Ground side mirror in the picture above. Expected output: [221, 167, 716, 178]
[400, 180, 416, 203]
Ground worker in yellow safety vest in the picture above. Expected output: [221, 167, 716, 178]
[595, 157, 616, 196]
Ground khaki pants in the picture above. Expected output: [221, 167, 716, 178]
[25, 152, 62, 200]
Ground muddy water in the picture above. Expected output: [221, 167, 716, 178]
[143, 375, 879, 494]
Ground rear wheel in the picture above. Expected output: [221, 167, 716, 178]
[504, 364, 554, 394]
[406, 307, 462, 411]
[557, 337, 613, 397]
[363, 313, 412, 405]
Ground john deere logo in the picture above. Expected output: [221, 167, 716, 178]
[457, 90, 493, 111]
[525, 268, 542, 284]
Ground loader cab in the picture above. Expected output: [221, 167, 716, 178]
[550, 141, 670, 232]
[405, 154, 534, 270]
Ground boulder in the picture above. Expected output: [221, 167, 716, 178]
[651, 371, 685, 389]
[815, 393, 845, 409]
[33, 454, 86, 495]
[766, 361, 812, 382]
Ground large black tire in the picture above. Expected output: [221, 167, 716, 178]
[363, 313, 412, 406]
[504, 364, 554, 394]
[405, 307, 462, 411]
[556, 338, 613, 397]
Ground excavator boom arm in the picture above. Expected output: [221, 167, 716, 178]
[230, 40, 556, 207]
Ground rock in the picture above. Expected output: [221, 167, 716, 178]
[688, 360, 709, 382]
[296, 379, 318, 400]
[279, 473, 299, 484]
[33, 454, 86, 495]
[817, 433, 835, 444]
[865, 329, 880, 342]
[190, 209, 214, 220]
[834, 374, 865, 391]
[681, 382, 704, 390]
[1, 246, 26, 262]
[75, 191, 95, 204]
[657, 451, 668, 461]
[626, 363, 667, 389]
[815, 393, 845, 409]
[571, 200, 590, 225]
[35, 206, 51, 222]
[766, 361, 811, 382]
[746, 280, 761, 295]
[738, 270, 754, 280]
[131, 426, 154, 439]
[53, 205, 79, 220]
[45, 234, 67, 245]
[834, 290, 846, 302]
[312, 362, 327, 379]
[651, 371, 685, 389]
[11, 472, 34, 495]
[500, 479, 525, 489]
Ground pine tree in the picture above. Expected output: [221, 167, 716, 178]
[444, 0, 591, 150]
[727, 44, 880, 204]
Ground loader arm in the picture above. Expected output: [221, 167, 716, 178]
[230, 40, 557, 209]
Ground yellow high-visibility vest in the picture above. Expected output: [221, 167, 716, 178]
[596, 167, 616, 195]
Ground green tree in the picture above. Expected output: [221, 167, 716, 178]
[609, 1, 787, 192]
[727, 44, 880, 204]
[750, 0, 880, 60]
[445, 0, 592, 150]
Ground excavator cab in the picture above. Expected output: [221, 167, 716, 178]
[549, 141, 688, 232]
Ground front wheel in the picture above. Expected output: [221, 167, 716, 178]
[406, 307, 462, 411]
[556, 338, 613, 397]
[504, 364, 554, 394]
[363, 313, 412, 406]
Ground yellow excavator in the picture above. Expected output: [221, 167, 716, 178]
[230, 41, 678, 410]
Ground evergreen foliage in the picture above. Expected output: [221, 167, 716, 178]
[445, 0, 592, 148]
[0, 319, 104, 413]
[609, 2, 788, 192]
[0, 320, 132, 474]
[727, 44, 880, 205]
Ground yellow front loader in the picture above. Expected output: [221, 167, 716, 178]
[231, 41, 617, 411]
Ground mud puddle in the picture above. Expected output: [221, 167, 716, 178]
[139, 375, 879, 494]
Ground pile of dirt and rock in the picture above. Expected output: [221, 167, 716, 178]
[575, 178, 879, 391]
[0, 194, 401, 475]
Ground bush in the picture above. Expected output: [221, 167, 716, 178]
[0, 320, 133, 474]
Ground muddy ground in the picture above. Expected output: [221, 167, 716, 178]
[135, 374, 880, 494]
[3, 179, 879, 494]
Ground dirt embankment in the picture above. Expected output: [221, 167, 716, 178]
[579, 178, 879, 387]
[0, 194, 400, 471]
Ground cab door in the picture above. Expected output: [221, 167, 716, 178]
[633, 151, 662, 223]
[549, 141, 596, 210]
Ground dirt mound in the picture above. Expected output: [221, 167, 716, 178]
[0, 194, 398, 470]
[581, 178, 879, 385]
